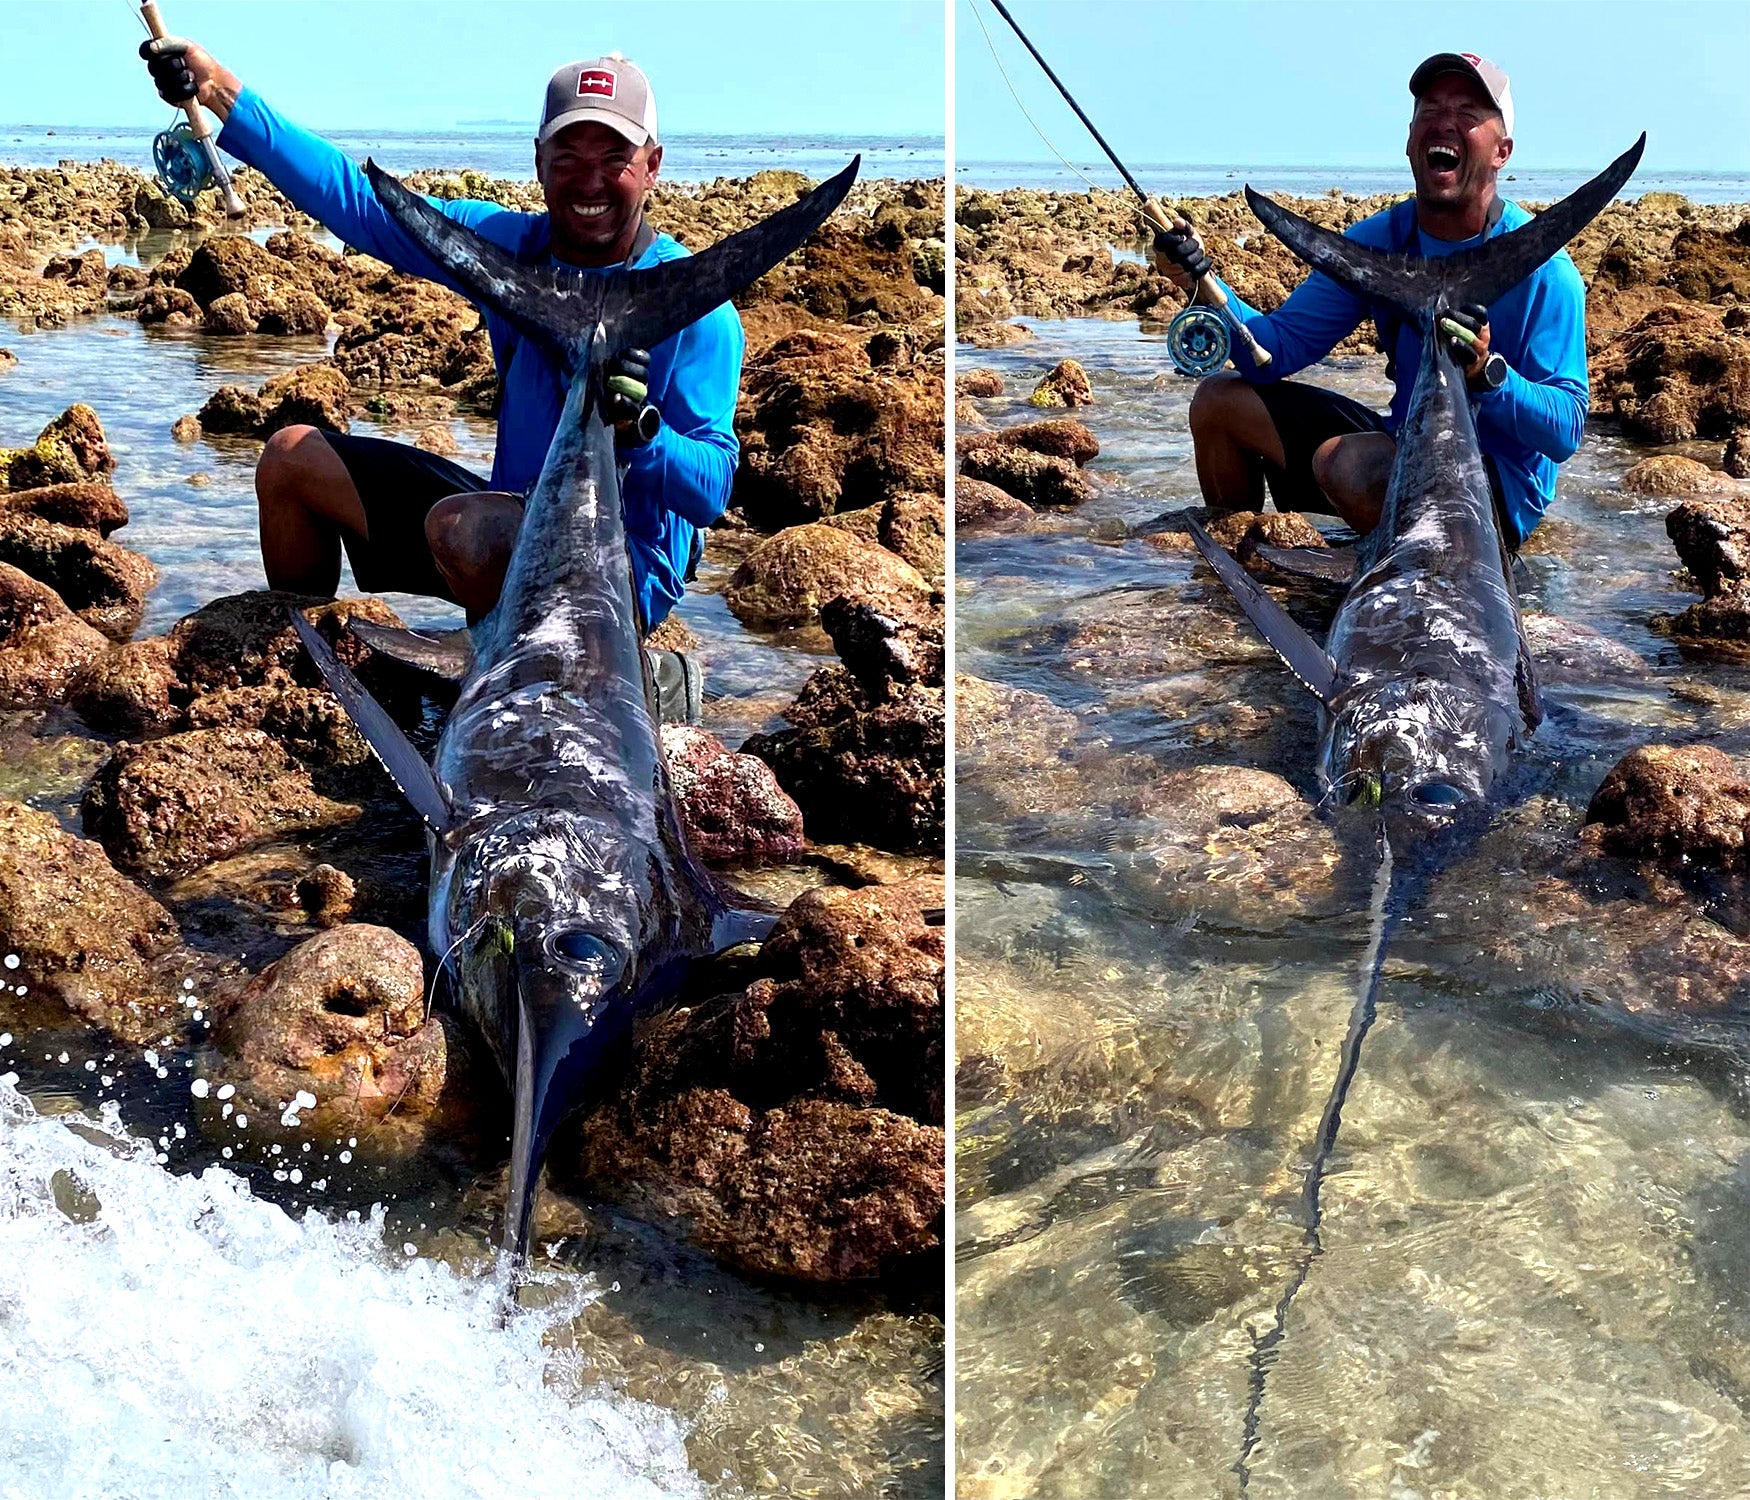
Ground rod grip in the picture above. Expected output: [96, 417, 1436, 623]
[139, 0, 247, 218]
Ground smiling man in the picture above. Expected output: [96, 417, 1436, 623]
[1154, 53, 1588, 552]
[141, 40, 736, 704]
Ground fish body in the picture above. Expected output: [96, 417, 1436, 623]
[294, 157, 859, 1264]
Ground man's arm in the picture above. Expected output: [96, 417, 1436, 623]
[1473, 259, 1588, 461]
[625, 297, 743, 529]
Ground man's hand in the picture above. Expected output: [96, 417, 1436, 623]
[602, 349, 661, 447]
[1443, 301, 1492, 383]
[1152, 226, 1213, 293]
[139, 37, 242, 121]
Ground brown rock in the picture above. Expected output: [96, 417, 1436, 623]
[213, 924, 449, 1120]
[956, 368, 1005, 398]
[0, 481, 128, 536]
[203, 292, 258, 335]
[1584, 743, 1750, 871]
[1206, 508, 1329, 562]
[0, 404, 113, 491]
[820, 591, 944, 696]
[1028, 358, 1093, 408]
[1725, 429, 1750, 480]
[34, 405, 113, 478]
[170, 414, 201, 444]
[955, 475, 1035, 531]
[956, 417, 1100, 466]
[254, 289, 331, 336]
[174, 235, 291, 309]
[1666, 496, 1750, 596]
[644, 613, 700, 653]
[260, 362, 355, 435]
[196, 384, 268, 436]
[724, 522, 930, 628]
[0, 517, 156, 641]
[0, 563, 110, 707]
[660, 723, 804, 865]
[414, 423, 459, 456]
[184, 684, 371, 770]
[1590, 303, 1750, 443]
[0, 349, 16, 377]
[69, 637, 181, 735]
[878, 491, 945, 579]
[81, 727, 359, 879]
[954, 397, 988, 431]
[957, 445, 1092, 507]
[1623, 455, 1736, 496]
[167, 592, 405, 697]
[294, 864, 356, 926]
[957, 322, 1035, 348]
[0, 799, 184, 1045]
[137, 286, 200, 325]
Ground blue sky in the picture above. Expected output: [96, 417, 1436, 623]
[960, 0, 1750, 171]
[10, 1, 944, 136]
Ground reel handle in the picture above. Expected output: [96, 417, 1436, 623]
[140, 0, 246, 218]
[1139, 194, 1273, 370]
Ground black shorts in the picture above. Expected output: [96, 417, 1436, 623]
[322, 430, 495, 602]
[1251, 378, 1513, 549]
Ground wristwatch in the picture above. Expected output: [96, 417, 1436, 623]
[1474, 352, 1508, 392]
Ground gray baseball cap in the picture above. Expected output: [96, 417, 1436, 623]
[539, 54, 658, 147]
[1410, 52, 1514, 138]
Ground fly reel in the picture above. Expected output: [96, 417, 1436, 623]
[1166, 303, 1232, 377]
[152, 120, 214, 206]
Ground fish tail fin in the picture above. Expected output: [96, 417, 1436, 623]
[363, 157, 860, 369]
[1244, 135, 1644, 324]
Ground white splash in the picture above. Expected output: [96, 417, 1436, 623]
[0, 1080, 701, 1500]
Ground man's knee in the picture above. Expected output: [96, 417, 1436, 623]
[1188, 371, 1246, 440]
[256, 424, 321, 503]
[425, 492, 522, 574]
[1313, 432, 1394, 504]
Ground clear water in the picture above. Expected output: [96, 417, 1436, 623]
[956, 159, 1750, 205]
[1, 125, 944, 183]
[0, 300, 941, 1490]
[955, 318, 1750, 1495]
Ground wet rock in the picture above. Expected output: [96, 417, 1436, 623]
[644, 613, 699, 654]
[821, 591, 944, 696]
[1590, 303, 1750, 443]
[1028, 359, 1093, 408]
[0, 481, 128, 536]
[957, 368, 1005, 398]
[1623, 455, 1736, 496]
[878, 491, 945, 580]
[212, 924, 451, 1122]
[660, 724, 804, 865]
[0, 517, 156, 641]
[195, 384, 267, 436]
[745, 682, 943, 853]
[174, 235, 293, 309]
[293, 863, 357, 926]
[1204, 508, 1330, 571]
[1725, 429, 1750, 480]
[957, 322, 1035, 348]
[1521, 613, 1648, 682]
[957, 418, 1099, 466]
[0, 349, 15, 376]
[259, 362, 356, 435]
[170, 414, 201, 444]
[733, 328, 944, 528]
[0, 404, 112, 491]
[1583, 743, 1750, 872]
[137, 285, 200, 325]
[955, 397, 988, 431]
[0, 798, 184, 1045]
[724, 522, 930, 629]
[81, 727, 359, 879]
[202, 291, 257, 335]
[166, 591, 405, 697]
[0, 562, 110, 707]
[254, 289, 332, 336]
[184, 685, 371, 770]
[1659, 591, 1750, 652]
[957, 445, 1092, 507]
[955, 475, 1035, 531]
[69, 637, 180, 735]
[1666, 496, 1750, 596]
[414, 423, 458, 456]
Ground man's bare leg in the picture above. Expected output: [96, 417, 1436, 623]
[1310, 432, 1397, 534]
[1187, 371, 1289, 512]
[255, 425, 369, 595]
[425, 491, 524, 619]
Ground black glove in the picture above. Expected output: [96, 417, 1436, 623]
[601, 348, 661, 446]
[1443, 301, 1489, 365]
[140, 37, 199, 107]
[1152, 226, 1213, 283]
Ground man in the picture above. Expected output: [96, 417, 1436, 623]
[141, 39, 737, 671]
[1155, 53, 1588, 550]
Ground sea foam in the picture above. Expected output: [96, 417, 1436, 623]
[0, 1079, 702, 1500]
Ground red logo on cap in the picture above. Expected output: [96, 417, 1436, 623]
[577, 69, 616, 99]
[1460, 52, 1481, 65]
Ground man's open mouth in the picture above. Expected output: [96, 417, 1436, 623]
[572, 203, 612, 219]
[1426, 144, 1462, 173]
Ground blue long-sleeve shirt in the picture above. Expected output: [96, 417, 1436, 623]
[1216, 197, 1589, 544]
[217, 87, 743, 625]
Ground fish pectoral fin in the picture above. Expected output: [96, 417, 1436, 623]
[347, 621, 473, 684]
[288, 609, 453, 835]
[1187, 517, 1338, 704]
[1251, 543, 1358, 587]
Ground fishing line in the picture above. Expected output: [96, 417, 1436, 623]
[965, 0, 1102, 193]
[1234, 827, 1397, 1492]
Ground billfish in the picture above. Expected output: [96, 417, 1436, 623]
[1182, 138, 1644, 1488]
[292, 156, 859, 1267]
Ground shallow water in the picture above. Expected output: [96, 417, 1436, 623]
[0, 284, 941, 1494]
[955, 317, 1750, 1496]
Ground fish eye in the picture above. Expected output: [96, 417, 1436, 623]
[549, 929, 624, 982]
[1409, 781, 1467, 810]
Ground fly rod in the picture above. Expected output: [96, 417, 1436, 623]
[139, 0, 246, 217]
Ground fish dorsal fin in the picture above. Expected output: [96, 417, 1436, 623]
[288, 610, 453, 834]
[1244, 134, 1645, 324]
[1252, 543, 1358, 586]
[1186, 517, 1338, 703]
[347, 621, 473, 683]
[363, 157, 859, 368]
